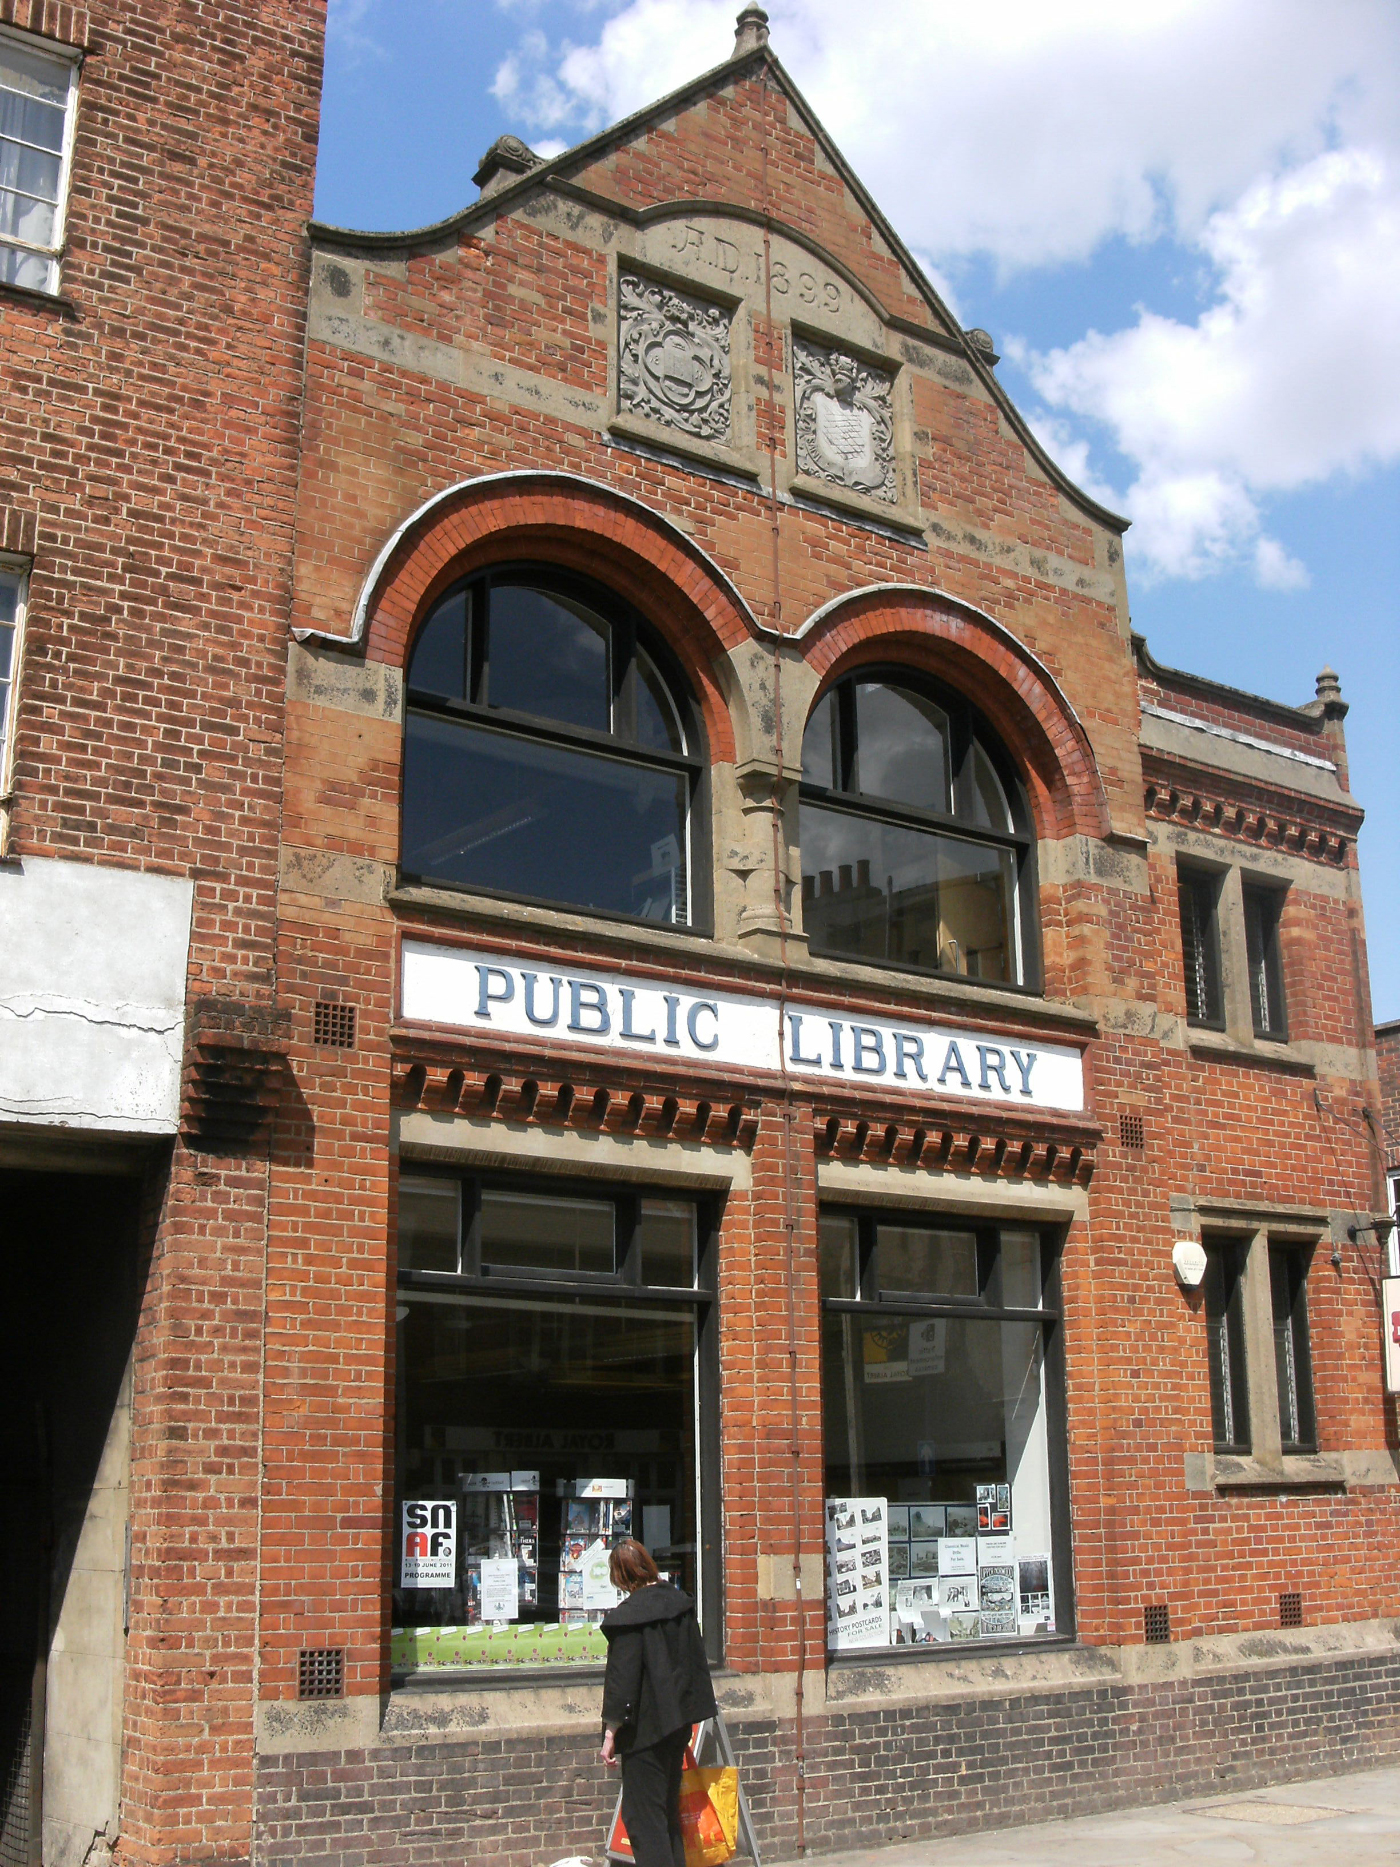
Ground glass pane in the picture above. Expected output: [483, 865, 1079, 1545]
[801, 801, 1015, 980]
[0, 574, 16, 627]
[407, 588, 466, 699]
[1178, 873, 1221, 1024]
[637, 1200, 696, 1287]
[819, 1212, 857, 1299]
[0, 137, 61, 205]
[403, 714, 689, 923]
[997, 1231, 1042, 1309]
[487, 585, 608, 731]
[0, 238, 54, 291]
[1244, 887, 1286, 1037]
[822, 1310, 1054, 1645]
[633, 646, 685, 754]
[968, 742, 1013, 832]
[0, 182, 56, 246]
[394, 1291, 698, 1668]
[877, 1225, 978, 1298]
[853, 683, 949, 812]
[1269, 1248, 1314, 1451]
[801, 689, 838, 788]
[1203, 1243, 1250, 1452]
[0, 620, 13, 681]
[0, 41, 71, 108]
[480, 1189, 615, 1276]
[399, 1177, 460, 1274]
[0, 88, 66, 154]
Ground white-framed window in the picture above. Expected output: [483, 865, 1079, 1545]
[0, 25, 81, 295]
[0, 561, 28, 803]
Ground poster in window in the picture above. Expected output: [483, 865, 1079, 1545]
[825, 1497, 888, 1650]
[937, 1535, 976, 1576]
[978, 1563, 1016, 1636]
[401, 1499, 457, 1588]
[908, 1318, 946, 1377]
[1384, 1277, 1400, 1394]
[945, 1505, 978, 1536]
[478, 1556, 519, 1622]
[862, 1324, 909, 1383]
[1018, 1553, 1054, 1632]
[938, 1573, 977, 1614]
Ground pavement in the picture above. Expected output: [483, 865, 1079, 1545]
[772, 1764, 1400, 1866]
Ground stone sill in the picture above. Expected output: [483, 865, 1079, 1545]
[386, 881, 1099, 1037]
[787, 471, 926, 539]
[1187, 1029, 1315, 1075]
[1184, 1449, 1398, 1493]
[606, 410, 761, 484]
[0, 277, 73, 315]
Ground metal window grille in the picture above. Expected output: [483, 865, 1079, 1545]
[1119, 1113, 1145, 1151]
[1279, 1591, 1303, 1629]
[1144, 1602, 1171, 1644]
[313, 1000, 356, 1049]
[297, 1648, 344, 1700]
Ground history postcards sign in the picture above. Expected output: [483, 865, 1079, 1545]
[400, 940, 1084, 1112]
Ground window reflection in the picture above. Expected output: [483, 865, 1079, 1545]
[488, 586, 609, 732]
[853, 683, 949, 811]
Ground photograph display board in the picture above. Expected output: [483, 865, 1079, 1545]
[872, 1497, 1057, 1646]
[824, 1498, 889, 1650]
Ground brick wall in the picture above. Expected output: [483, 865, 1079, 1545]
[254, 1649, 1400, 1865]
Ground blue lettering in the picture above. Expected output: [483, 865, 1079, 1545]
[475, 966, 515, 1019]
[568, 979, 611, 1034]
[521, 972, 561, 1027]
[978, 1046, 1010, 1095]
[1009, 1048, 1037, 1096]
[937, 1041, 971, 1089]
[787, 1014, 823, 1067]
[619, 987, 656, 1044]
[662, 994, 681, 1047]
[828, 1021, 845, 1070]
[686, 1001, 719, 1051]
[851, 1026, 886, 1074]
[893, 1032, 927, 1082]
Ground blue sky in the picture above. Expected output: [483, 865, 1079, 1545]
[317, 0, 1399, 1020]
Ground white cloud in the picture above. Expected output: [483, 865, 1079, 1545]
[490, 0, 1400, 587]
[1026, 149, 1400, 581]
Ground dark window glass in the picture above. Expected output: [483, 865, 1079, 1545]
[1203, 1240, 1250, 1452]
[1270, 1246, 1316, 1453]
[487, 584, 609, 732]
[799, 672, 1032, 987]
[479, 1189, 615, 1276]
[399, 1176, 461, 1274]
[403, 571, 699, 926]
[394, 1177, 714, 1675]
[819, 1211, 1063, 1649]
[876, 1224, 978, 1299]
[1178, 870, 1223, 1026]
[1243, 885, 1287, 1038]
[801, 802, 1016, 979]
[636, 1200, 696, 1288]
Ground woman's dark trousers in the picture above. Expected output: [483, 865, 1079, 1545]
[620, 1727, 689, 1867]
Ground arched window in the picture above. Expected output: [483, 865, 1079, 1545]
[799, 671, 1036, 985]
[402, 568, 701, 924]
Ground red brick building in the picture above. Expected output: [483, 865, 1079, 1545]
[1, 5, 1396, 1865]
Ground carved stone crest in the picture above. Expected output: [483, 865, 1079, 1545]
[793, 338, 896, 502]
[618, 272, 731, 441]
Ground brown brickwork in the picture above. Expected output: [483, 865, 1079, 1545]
[3, 11, 1394, 1866]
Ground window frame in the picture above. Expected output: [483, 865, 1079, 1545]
[1202, 1237, 1251, 1454]
[1242, 881, 1288, 1041]
[1177, 864, 1225, 1029]
[798, 666, 1041, 993]
[392, 1166, 723, 1669]
[818, 1204, 1075, 1655]
[0, 558, 29, 849]
[400, 563, 709, 934]
[0, 22, 82, 298]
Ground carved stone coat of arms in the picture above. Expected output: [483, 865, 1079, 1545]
[793, 338, 896, 502]
[618, 272, 732, 442]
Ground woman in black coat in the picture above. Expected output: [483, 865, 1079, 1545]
[599, 1539, 718, 1867]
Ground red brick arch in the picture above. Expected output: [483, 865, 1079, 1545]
[796, 585, 1111, 841]
[358, 473, 758, 761]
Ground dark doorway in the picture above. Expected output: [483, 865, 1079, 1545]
[0, 1171, 144, 1867]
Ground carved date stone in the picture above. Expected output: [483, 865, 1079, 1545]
[618, 272, 732, 441]
[793, 338, 896, 502]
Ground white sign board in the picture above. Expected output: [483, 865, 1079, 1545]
[401, 1499, 456, 1588]
[400, 941, 1085, 1112]
[825, 1497, 889, 1651]
[478, 1557, 519, 1622]
[1384, 1277, 1400, 1395]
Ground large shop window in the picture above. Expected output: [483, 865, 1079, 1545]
[799, 673, 1036, 986]
[393, 1172, 718, 1673]
[401, 568, 703, 927]
[820, 1208, 1070, 1652]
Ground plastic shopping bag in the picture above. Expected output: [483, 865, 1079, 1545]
[606, 1738, 740, 1867]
